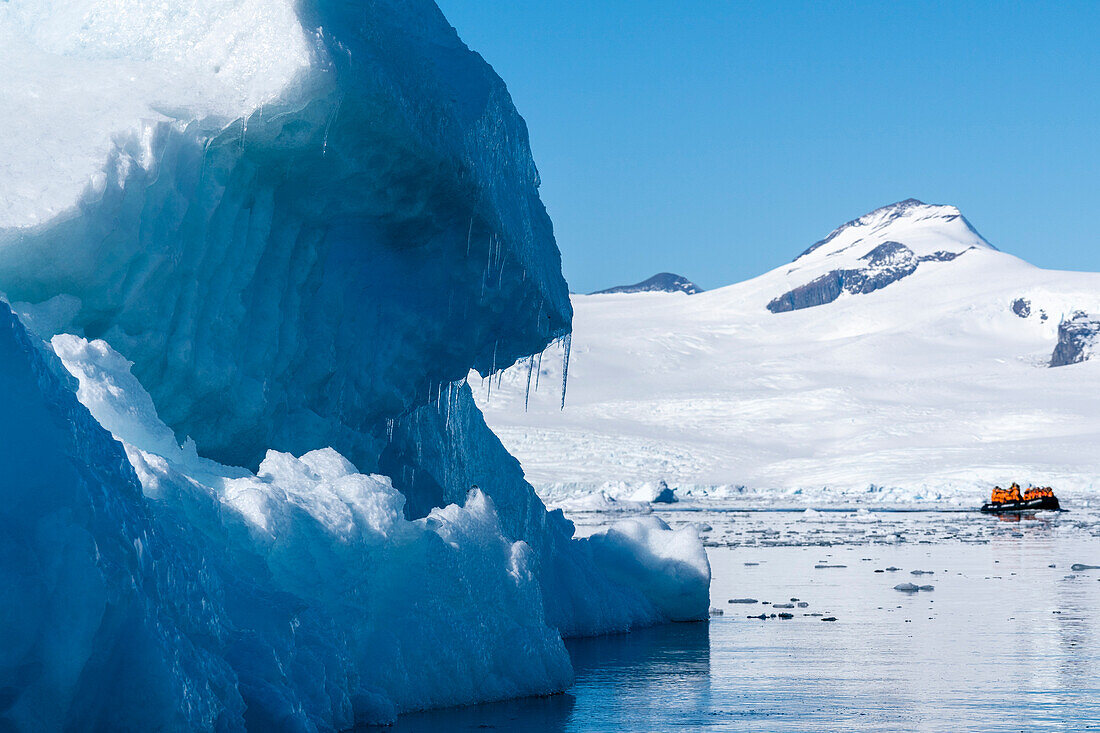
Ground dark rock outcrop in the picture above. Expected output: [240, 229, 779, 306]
[593, 272, 703, 295]
[1051, 312, 1100, 367]
[767, 239, 979, 314]
[768, 242, 920, 313]
[1012, 298, 1031, 318]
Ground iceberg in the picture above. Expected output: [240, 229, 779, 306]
[0, 0, 709, 729]
[2, 305, 572, 729]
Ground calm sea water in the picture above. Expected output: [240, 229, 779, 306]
[390, 508, 1100, 732]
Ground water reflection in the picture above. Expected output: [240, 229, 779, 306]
[566, 622, 711, 731]
[388, 622, 710, 732]
[387, 690, 575, 732]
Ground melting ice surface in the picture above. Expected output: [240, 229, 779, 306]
[393, 507, 1100, 732]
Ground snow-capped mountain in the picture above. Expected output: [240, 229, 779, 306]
[473, 200, 1100, 505]
[767, 199, 991, 312]
[592, 272, 703, 295]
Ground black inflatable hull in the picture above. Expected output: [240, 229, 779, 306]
[980, 497, 1061, 513]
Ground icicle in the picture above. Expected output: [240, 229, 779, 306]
[535, 349, 543, 390]
[386, 418, 395, 441]
[524, 356, 534, 411]
[199, 137, 212, 183]
[466, 217, 474, 257]
[445, 381, 454, 434]
[322, 95, 343, 158]
[560, 333, 572, 410]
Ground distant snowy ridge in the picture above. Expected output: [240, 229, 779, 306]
[592, 272, 703, 295]
[473, 199, 1100, 505]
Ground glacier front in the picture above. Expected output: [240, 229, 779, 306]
[0, 1, 709, 729]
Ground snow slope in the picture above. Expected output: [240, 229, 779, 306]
[474, 200, 1100, 506]
[0, 2, 708, 729]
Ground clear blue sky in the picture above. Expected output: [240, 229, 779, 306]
[437, 0, 1100, 294]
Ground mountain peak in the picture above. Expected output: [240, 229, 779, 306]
[592, 273, 703, 296]
[796, 199, 985, 262]
[767, 200, 997, 314]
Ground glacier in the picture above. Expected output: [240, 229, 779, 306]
[0, 1, 709, 729]
[473, 200, 1100, 505]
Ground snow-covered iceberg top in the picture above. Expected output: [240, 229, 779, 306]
[0, 0, 313, 228]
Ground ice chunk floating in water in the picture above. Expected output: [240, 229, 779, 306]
[0, 0, 709, 729]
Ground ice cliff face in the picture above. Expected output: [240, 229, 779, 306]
[0, 0, 570, 471]
[768, 199, 993, 313]
[0, 1, 709, 729]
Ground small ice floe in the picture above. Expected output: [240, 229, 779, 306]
[1070, 563, 1100, 571]
[797, 602, 809, 608]
[799, 508, 822, 521]
[814, 564, 847, 569]
[710, 607, 725, 616]
[777, 612, 794, 619]
[728, 598, 758, 604]
[821, 617, 837, 622]
[910, 570, 934, 575]
[885, 566, 901, 572]
[772, 603, 795, 609]
[893, 583, 933, 592]
[744, 562, 760, 566]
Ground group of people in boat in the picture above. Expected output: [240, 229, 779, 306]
[990, 483, 1055, 504]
